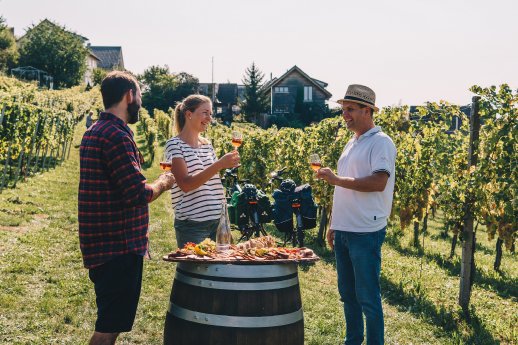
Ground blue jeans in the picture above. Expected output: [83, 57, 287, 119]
[174, 218, 219, 248]
[334, 228, 386, 345]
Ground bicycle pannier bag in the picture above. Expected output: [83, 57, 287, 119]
[272, 189, 293, 233]
[295, 184, 317, 229]
[257, 190, 273, 223]
[228, 191, 240, 225]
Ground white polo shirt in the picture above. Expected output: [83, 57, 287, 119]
[331, 126, 396, 233]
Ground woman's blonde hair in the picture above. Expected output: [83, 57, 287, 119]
[174, 94, 212, 144]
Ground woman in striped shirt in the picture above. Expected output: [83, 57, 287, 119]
[165, 95, 240, 247]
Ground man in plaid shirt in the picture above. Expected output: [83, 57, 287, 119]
[79, 71, 175, 345]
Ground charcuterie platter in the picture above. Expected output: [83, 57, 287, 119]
[162, 236, 319, 265]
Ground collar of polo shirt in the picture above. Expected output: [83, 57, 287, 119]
[355, 126, 381, 142]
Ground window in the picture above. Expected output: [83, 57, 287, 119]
[274, 86, 288, 93]
[304, 86, 313, 102]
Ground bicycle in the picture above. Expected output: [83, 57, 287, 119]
[269, 167, 307, 247]
[222, 167, 243, 200]
[222, 167, 269, 242]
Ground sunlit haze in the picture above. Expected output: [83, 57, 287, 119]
[2, 0, 517, 108]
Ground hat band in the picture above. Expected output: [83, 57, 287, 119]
[343, 95, 375, 107]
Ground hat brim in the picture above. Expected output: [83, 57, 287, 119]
[337, 98, 379, 112]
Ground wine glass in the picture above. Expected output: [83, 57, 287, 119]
[160, 152, 172, 172]
[231, 131, 243, 150]
[309, 153, 322, 172]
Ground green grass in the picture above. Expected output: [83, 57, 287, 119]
[0, 121, 516, 344]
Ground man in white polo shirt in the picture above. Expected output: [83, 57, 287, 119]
[317, 84, 396, 345]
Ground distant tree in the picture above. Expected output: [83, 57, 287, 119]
[173, 72, 200, 101]
[139, 65, 170, 88]
[0, 17, 19, 73]
[138, 65, 199, 115]
[92, 67, 107, 86]
[241, 62, 269, 123]
[18, 20, 88, 88]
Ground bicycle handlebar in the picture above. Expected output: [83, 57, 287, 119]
[224, 167, 239, 178]
[269, 167, 287, 178]
[268, 167, 289, 185]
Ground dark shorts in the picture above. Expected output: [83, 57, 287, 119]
[88, 254, 143, 333]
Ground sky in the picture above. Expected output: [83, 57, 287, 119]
[1, 0, 517, 108]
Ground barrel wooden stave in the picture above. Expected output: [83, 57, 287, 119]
[164, 263, 304, 345]
[171, 280, 301, 316]
[165, 315, 303, 345]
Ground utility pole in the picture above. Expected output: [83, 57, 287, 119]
[270, 73, 273, 114]
[211, 57, 215, 104]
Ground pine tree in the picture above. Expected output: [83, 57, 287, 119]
[241, 62, 268, 123]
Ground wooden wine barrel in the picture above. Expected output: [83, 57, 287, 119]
[163, 262, 304, 345]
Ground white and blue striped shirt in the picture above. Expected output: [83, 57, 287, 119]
[165, 137, 224, 222]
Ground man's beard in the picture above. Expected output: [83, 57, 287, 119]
[128, 101, 140, 124]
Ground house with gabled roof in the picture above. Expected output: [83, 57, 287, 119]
[84, 50, 101, 86]
[88, 46, 125, 70]
[262, 65, 332, 115]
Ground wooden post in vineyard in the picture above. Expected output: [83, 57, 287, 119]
[49, 117, 61, 167]
[42, 117, 56, 170]
[494, 238, 504, 272]
[60, 118, 72, 162]
[13, 107, 31, 187]
[458, 96, 481, 314]
[1, 109, 18, 190]
[60, 128, 68, 162]
[32, 115, 47, 173]
[66, 127, 73, 160]
[0, 104, 5, 128]
[25, 114, 42, 178]
[12, 120, 29, 187]
[54, 118, 64, 163]
[317, 206, 328, 247]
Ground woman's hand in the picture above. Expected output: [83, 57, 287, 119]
[171, 150, 239, 193]
[218, 151, 240, 169]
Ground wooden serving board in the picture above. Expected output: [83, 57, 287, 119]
[162, 255, 319, 265]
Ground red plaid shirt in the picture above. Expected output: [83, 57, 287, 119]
[78, 112, 153, 268]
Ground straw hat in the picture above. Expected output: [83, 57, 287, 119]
[336, 84, 379, 112]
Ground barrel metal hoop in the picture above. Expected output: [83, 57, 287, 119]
[177, 262, 297, 278]
[175, 270, 299, 290]
[176, 267, 298, 283]
[168, 303, 303, 328]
